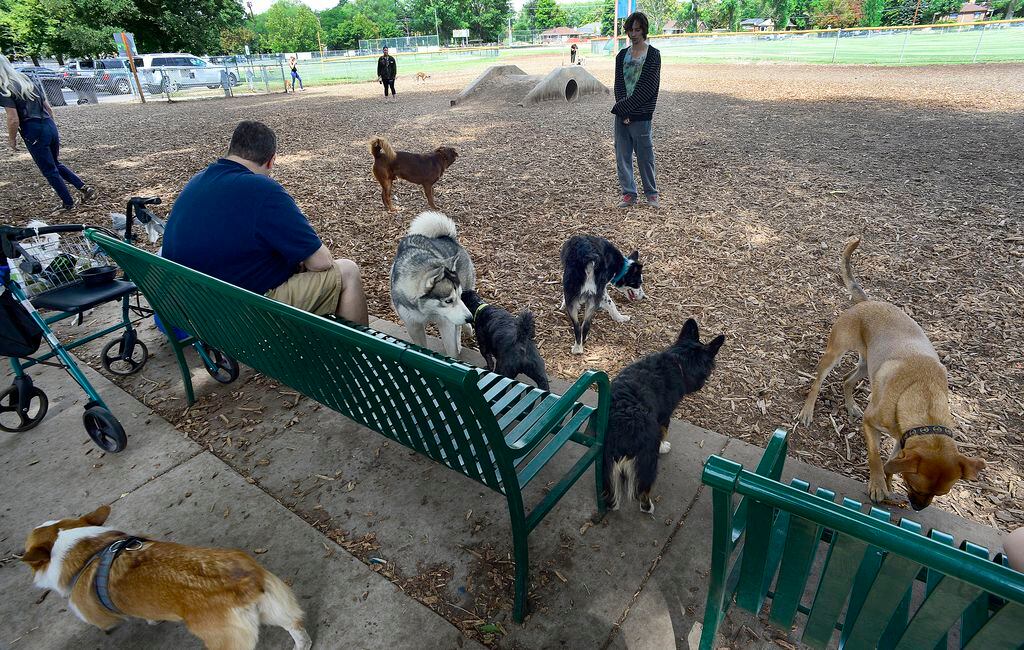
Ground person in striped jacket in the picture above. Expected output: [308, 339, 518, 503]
[612, 12, 661, 209]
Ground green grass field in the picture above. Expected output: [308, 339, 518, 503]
[654, 25, 1024, 65]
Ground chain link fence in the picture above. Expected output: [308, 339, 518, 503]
[591, 19, 1024, 64]
[358, 35, 440, 54]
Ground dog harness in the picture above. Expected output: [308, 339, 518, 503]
[67, 535, 147, 614]
[474, 302, 489, 321]
[611, 259, 633, 285]
[900, 425, 955, 448]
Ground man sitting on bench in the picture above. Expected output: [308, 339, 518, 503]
[163, 120, 368, 325]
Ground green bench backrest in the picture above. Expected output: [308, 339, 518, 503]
[701, 430, 1024, 650]
[86, 230, 512, 494]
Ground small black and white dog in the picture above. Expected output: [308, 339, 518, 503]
[560, 235, 645, 355]
[461, 289, 550, 391]
[604, 318, 725, 514]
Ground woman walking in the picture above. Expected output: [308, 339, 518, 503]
[1, 55, 95, 212]
[612, 12, 661, 209]
[289, 56, 304, 92]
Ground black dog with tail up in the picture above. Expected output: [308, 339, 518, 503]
[604, 318, 725, 514]
[461, 289, 550, 391]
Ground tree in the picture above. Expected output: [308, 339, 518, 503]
[262, 0, 319, 51]
[467, 0, 512, 41]
[991, 0, 1021, 18]
[124, 0, 245, 54]
[0, 0, 56, 63]
[562, 2, 601, 27]
[859, 0, 882, 24]
[220, 26, 256, 53]
[921, 0, 960, 21]
[600, 0, 615, 34]
[810, 0, 862, 27]
[768, 0, 795, 27]
[514, 0, 537, 31]
[534, 0, 567, 28]
[640, 0, 680, 32]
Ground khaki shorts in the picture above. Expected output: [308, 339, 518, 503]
[265, 266, 342, 316]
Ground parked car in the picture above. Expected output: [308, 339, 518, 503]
[14, 65, 62, 86]
[93, 57, 143, 94]
[139, 53, 237, 94]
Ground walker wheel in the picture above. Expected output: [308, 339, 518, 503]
[101, 336, 149, 375]
[198, 342, 240, 384]
[0, 384, 48, 432]
[83, 406, 127, 452]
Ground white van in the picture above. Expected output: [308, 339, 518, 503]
[139, 53, 237, 93]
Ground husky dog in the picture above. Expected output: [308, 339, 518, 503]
[560, 235, 645, 355]
[391, 211, 476, 358]
[461, 289, 550, 391]
[605, 319, 725, 514]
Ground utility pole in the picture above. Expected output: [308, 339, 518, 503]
[433, 4, 441, 42]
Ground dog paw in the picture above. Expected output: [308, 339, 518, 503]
[797, 407, 814, 427]
[869, 480, 894, 504]
[613, 314, 631, 323]
[571, 344, 584, 355]
[659, 440, 671, 454]
[640, 500, 655, 515]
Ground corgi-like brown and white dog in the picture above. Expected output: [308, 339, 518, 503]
[21, 505, 311, 650]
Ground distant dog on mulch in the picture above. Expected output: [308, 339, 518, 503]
[604, 318, 724, 514]
[415, 72, 430, 82]
[461, 289, 550, 391]
[560, 235, 645, 355]
[370, 137, 458, 211]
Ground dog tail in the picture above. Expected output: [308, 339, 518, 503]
[257, 570, 310, 648]
[606, 456, 637, 511]
[369, 137, 396, 162]
[840, 237, 868, 303]
[408, 211, 457, 239]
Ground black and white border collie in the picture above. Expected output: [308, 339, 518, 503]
[604, 318, 725, 514]
[560, 235, 645, 355]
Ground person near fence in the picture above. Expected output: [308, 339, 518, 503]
[377, 47, 397, 100]
[288, 56, 304, 92]
[571, 43, 578, 64]
[162, 120, 368, 325]
[1, 55, 96, 213]
[612, 12, 661, 209]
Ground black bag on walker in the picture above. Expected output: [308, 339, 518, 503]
[0, 288, 42, 357]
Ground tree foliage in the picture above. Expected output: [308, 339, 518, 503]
[533, 0, 567, 28]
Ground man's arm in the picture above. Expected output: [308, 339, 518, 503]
[302, 244, 334, 272]
[5, 107, 19, 151]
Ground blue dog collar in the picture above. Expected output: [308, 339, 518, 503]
[611, 259, 633, 285]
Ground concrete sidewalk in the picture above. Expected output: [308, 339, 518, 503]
[0, 361, 479, 650]
[1, 312, 1009, 649]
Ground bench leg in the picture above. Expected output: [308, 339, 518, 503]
[169, 338, 196, 406]
[511, 516, 529, 623]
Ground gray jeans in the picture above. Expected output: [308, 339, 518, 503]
[614, 117, 657, 198]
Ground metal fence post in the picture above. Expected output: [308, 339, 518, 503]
[831, 28, 841, 63]
[972, 24, 986, 63]
[899, 27, 910, 64]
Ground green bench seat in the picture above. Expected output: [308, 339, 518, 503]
[700, 429, 1024, 649]
[86, 229, 609, 622]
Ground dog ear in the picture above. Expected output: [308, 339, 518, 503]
[83, 504, 111, 526]
[422, 264, 447, 293]
[677, 318, 699, 343]
[627, 250, 639, 262]
[706, 334, 725, 356]
[884, 450, 921, 475]
[21, 545, 51, 568]
[959, 455, 986, 481]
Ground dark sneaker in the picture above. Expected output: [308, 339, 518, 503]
[80, 185, 97, 202]
[617, 194, 636, 208]
[646, 194, 660, 208]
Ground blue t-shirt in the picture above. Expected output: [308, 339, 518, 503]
[162, 159, 322, 295]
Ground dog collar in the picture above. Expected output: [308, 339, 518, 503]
[611, 258, 633, 285]
[474, 302, 489, 321]
[67, 535, 147, 614]
[901, 425, 955, 447]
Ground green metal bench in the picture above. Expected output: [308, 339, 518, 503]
[85, 229, 609, 622]
[700, 429, 1024, 649]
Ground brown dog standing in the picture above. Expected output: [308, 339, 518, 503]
[798, 238, 985, 510]
[370, 137, 457, 211]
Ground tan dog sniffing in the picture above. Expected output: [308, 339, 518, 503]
[22, 505, 311, 650]
[798, 238, 985, 510]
